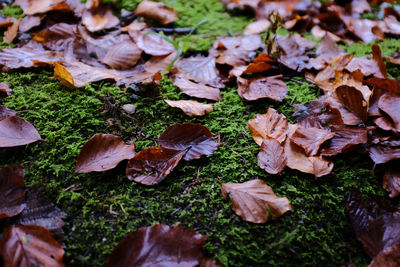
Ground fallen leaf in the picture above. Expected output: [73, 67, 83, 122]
[378, 92, 400, 132]
[320, 125, 368, 156]
[0, 106, 16, 120]
[20, 0, 68, 15]
[290, 126, 334, 156]
[19, 15, 42, 32]
[0, 116, 42, 147]
[276, 34, 315, 71]
[75, 133, 135, 173]
[158, 123, 219, 161]
[374, 116, 395, 132]
[0, 164, 26, 219]
[0, 47, 60, 69]
[383, 167, 400, 198]
[126, 147, 185, 185]
[165, 99, 213, 117]
[243, 53, 274, 74]
[257, 139, 286, 175]
[336, 85, 370, 121]
[221, 179, 292, 223]
[4, 18, 20, 43]
[244, 19, 271, 35]
[132, 31, 176, 56]
[309, 34, 346, 70]
[364, 77, 400, 95]
[0, 82, 12, 96]
[101, 40, 142, 70]
[0, 225, 64, 267]
[367, 145, 400, 164]
[372, 44, 387, 78]
[134, 0, 178, 25]
[237, 75, 288, 102]
[107, 224, 206, 267]
[173, 76, 222, 101]
[82, 5, 119, 32]
[32, 22, 77, 51]
[248, 108, 289, 146]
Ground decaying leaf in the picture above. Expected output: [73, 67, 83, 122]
[132, 31, 175, 56]
[82, 5, 119, 32]
[248, 108, 288, 146]
[221, 179, 292, 223]
[383, 167, 400, 198]
[75, 133, 135, 173]
[237, 75, 288, 102]
[257, 139, 286, 175]
[293, 99, 343, 128]
[0, 105, 17, 120]
[158, 123, 219, 161]
[0, 225, 64, 267]
[173, 76, 222, 101]
[0, 47, 60, 69]
[134, 0, 178, 25]
[101, 40, 142, 70]
[126, 147, 185, 185]
[4, 18, 20, 43]
[0, 164, 26, 219]
[244, 19, 271, 35]
[336, 85, 370, 121]
[378, 92, 400, 132]
[290, 126, 334, 156]
[19, 15, 42, 33]
[368, 145, 400, 164]
[107, 224, 206, 267]
[165, 99, 213, 117]
[0, 116, 42, 147]
[0, 82, 12, 96]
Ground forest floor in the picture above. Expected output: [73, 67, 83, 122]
[1, 0, 400, 266]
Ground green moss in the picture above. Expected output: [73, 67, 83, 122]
[341, 38, 400, 58]
[0, 5, 23, 18]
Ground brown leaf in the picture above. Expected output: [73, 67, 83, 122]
[0, 106, 16, 120]
[374, 116, 396, 132]
[82, 5, 119, 32]
[346, 56, 384, 78]
[173, 76, 222, 101]
[0, 47, 60, 69]
[320, 125, 368, 156]
[0, 82, 12, 96]
[383, 167, 400, 198]
[134, 0, 178, 25]
[4, 18, 20, 43]
[75, 134, 135, 173]
[368, 145, 400, 164]
[378, 92, 400, 132]
[336, 85, 370, 121]
[221, 179, 292, 223]
[276, 34, 315, 71]
[248, 108, 289, 146]
[107, 224, 206, 267]
[164, 99, 213, 117]
[211, 35, 262, 67]
[102, 40, 142, 70]
[290, 126, 334, 156]
[0, 164, 26, 219]
[284, 125, 333, 177]
[0, 225, 64, 267]
[237, 75, 288, 102]
[0, 116, 42, 147]
[158, 123, 219, 161]
[309, 34, 345, 70]
[257, 139, 286, 175]
[32, 23, 77, 51]
[372, 44, 387, 78]
[126, 147, 184, 185]
[132, 31, 175, 56]
[19, 0, 68, 15]
[243, 19, 271, 35]
[19, 15, 42, 33]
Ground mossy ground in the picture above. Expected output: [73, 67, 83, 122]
[1, 0, 400, 266]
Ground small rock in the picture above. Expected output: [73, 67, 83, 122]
[122, 104, 137, 114]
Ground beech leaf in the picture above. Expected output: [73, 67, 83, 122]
[132, 31, 176, 56]
[134, 0, 178, 25]
[257, 139, 286, 175]
[158, 123, 220, 161]
[238, 75, 288, 102]
[290, 126, 334, 156]
[75, 133, 135, 173]
[378, 92, 400, 132]
[173, 76, 222, 101]
[0, 164, 26, 219]
[107, 224, 206, 267]
[0, 105, 17, 121]
[0, 82, 12, 96]
[383, 167, 400, 198]
[164, 99, 213, 117]
[0, 116, 42, 147]
[221, 179, 292, 223]
[126, 147, 185, 185]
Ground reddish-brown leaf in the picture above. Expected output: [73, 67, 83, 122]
[107, 224, 206, 267]
[0, 47, 60, 69]
[365, 77, 400, 95]
[173, 76, 222, 101]
[257, 139, 286, 175]
[0, 82, 12, 96]
[126, 147, 185, 185]
[158, 123, 219, 161]
[0, 116, 42, 147]
[102, 40, 142, 70]
[164, 99, 213, 117]
[132, 31, 175, 56]
[237, 75, 288, 102]
[276, 34, 315, 71]
[82, 5, 119, 32]
[221, 179, 292, 223]
[378, 92, 400, 132]
[309, 34, 346, 70]
[0, 105, 16, 120]
[383, 167, 400, 198]
[320, 125, 368, 156]
[0, 225, 64, 267]
[374, 116, 396, 132]
[244, 19, 271, 35]
[368, 145, 400, 164]
[248, 108, 289, 146]
[336, 85, 370, 121]
[75, 134, 135, 173]
[4, 18, 20, 43]
[290, 126, 334, 156]
[134, 0, 178, 25]
[0, 164, 26, 219]
[372, 44, 387, 78]
[19, 15, 42, 32]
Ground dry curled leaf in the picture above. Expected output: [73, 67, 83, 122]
[368, 145, 400, 164]
[173, 76, 222, 101]
[82, 5, 119, 32]
[383, 167, 400, 198]
[290, 126, 334, 156]
[126, 147, 185, 185]
[158, 123, 219, 161]
[132, 31, 175, 56]
[75, 133, 135, 173]
[19, 15, 42, 33]
[336, 85, 370, 121]
[0, 82, 12, 96]
[257, 139, 286, 175]
[221, 179, 292, 223]
[165, 99, 213, 117]
[4, 18, 20, 43]
[107, 224, 206, 267]
[0, 225, 64, 267]
[0, 116, 42, 147]
[101, 40, 142, 70]
[378, 92, 400, 133]
[248, 108, 288, 146]
[134, 0, 178, 25]
[237, 75, 288, 102]
[0, 47, 60, 69]
[0, 164, 26, 219]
